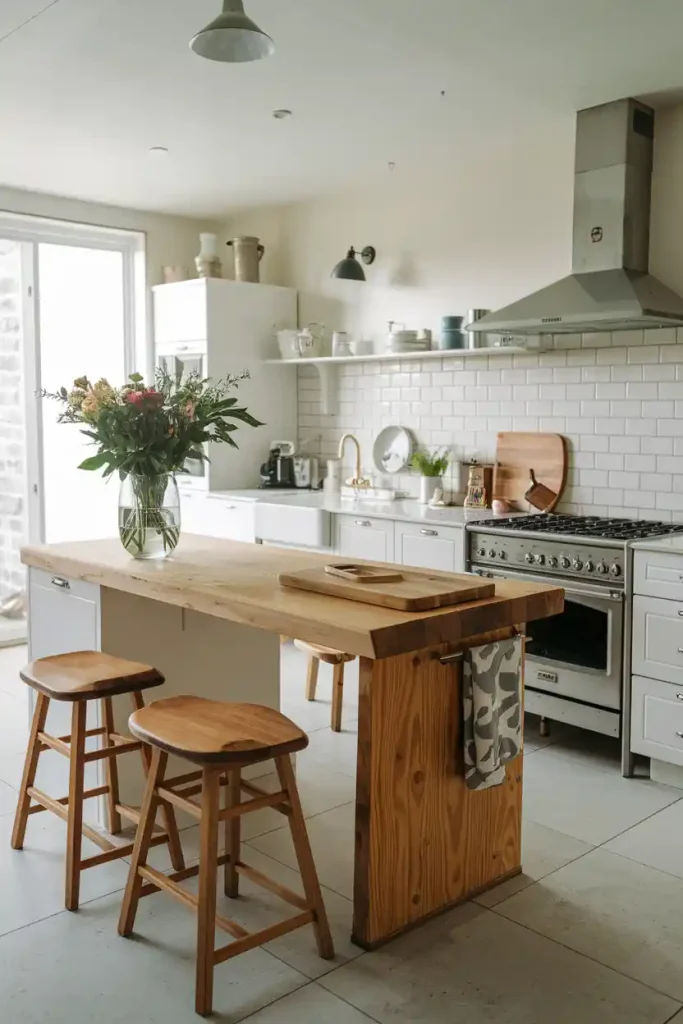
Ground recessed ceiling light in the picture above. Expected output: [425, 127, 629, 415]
[149, 146, 169, 157]
[272, 109, 292, 120]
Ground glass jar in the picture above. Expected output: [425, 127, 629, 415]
[118, 474, 181, 560]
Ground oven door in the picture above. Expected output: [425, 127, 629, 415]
[473, 565, 624, 711]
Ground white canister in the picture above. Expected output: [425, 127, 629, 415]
[419, 477, 440, 505]
[332, 331, 351, 357]
[227, 236, 265, 283]
[324, 458, 342, 498]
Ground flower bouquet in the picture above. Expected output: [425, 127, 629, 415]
[42, 369, 262, 558]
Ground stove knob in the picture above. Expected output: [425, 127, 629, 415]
[477, 547, 486, 558]
[547, 555, 558, 568]
[584, 560, 594, 573]
[610, 562, 622, 578]
[534, 553, 545, 565]
[525, 552, 534, 564]
[498, 550, 507, 560]
[596, 561, 607, 575]
[488, 549, 496, 559]
[572, 557, 583, 571]
[559, 556, 570, 569]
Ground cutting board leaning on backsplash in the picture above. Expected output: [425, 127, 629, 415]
[493, 432, 568, 512]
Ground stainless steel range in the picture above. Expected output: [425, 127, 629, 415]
[467, 514, 683, 773]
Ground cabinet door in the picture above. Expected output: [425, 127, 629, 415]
[632, 594, 683, 685]
[634, 550, 683, 602]
[334, 515, 394, 563]
[153, 282, 207, 345]
[395, 522, 464, 573]
[631, 675, 683, 766]
[182, 494, 255, 543]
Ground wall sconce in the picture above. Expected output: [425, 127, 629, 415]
[331, 246, 377, 282]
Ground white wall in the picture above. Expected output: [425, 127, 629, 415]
[222, 107, 683, 519]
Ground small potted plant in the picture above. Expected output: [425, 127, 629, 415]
[42, 368, 262, 560]
[410, 448, 450, 504]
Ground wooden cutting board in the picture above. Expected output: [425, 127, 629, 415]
[278, 565, 495, 611]
[493, 432, 567, 512]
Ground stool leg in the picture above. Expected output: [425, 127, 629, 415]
[197, 768, 220, 1017]
[11, 692, 49, 850]
[305, 655, 319, 701]
[224, 768, 241, 898]
[275, 755, 334, 960]
[118, 747, 168, 938]
[331, 663, 345, 733]
[101, 697, 122, 836]
[65, 701, 87, 911]
[130, 691, 185, 872]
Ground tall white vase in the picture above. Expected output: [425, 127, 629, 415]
[419, 476, 440, 505]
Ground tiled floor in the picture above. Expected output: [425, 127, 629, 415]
[2, 642, 683, 1022]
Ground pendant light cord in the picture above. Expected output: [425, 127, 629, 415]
[0, 0, 63, 48]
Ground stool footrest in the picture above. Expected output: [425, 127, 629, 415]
[37, 732, 71, 758]
[235, 861, 308, 910]
[219, 790, 290, 821]
[85, 739, 141, 763]
[81, 832, 170, 871]
[27, 785, 109, 815]
[213, 911, 315, 965]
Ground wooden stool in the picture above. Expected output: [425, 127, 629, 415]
[11, 651, 185, 911]
[294, 640, 355, 732]
[119, 695, 334, 1017]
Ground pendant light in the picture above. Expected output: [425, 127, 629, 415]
[331, 246, 377, 282]
[191, 0, 275, 63]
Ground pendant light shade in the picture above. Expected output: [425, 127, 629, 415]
[332, 246, 376, 282]
[191, 0, 274, 63]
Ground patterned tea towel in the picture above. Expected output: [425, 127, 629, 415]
[463, 636, 523, 790]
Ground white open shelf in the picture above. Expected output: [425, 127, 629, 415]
[264, 345, 543, 414]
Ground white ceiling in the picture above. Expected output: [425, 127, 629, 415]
[3, 0, 683, 216]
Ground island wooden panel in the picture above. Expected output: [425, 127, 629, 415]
[22, 537, 563, 661]
[353, 628, 524, 948]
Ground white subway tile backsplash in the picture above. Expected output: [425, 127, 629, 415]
[298, 337, 683, 512]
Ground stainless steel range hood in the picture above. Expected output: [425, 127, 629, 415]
[470, 98, 683, 336]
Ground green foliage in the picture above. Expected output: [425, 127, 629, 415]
[41, 368, 264, 479]
[410, 448, 450, 477]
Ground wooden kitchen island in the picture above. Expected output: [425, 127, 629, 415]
[21, 536, 563, 949]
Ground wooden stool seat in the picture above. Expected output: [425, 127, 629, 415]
[20, 651, 164, 701]
[120, 697, 334, 1017]
[12, 651, 184, 911]
[128, 695, 309, 765]
[293, 640, 355, 732]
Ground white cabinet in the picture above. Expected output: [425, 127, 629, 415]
[632, 594, 683, 685]
[28, 568, 100, 660]
[334, 515, 394, 563]
[634, 550, 683, 603]
[395, 522, 464, 573]
[153, 279, 297, 492]
[631, 675, 683, 766]
[182, 493, 256, 543]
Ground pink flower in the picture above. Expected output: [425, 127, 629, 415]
[128, 388, 163, 408]
[184, 401, 195, 420]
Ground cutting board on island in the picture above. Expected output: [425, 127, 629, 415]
[278, 565, 495, 611]
[493, 431, 567, 512]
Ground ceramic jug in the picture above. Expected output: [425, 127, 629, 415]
[227, 236, 265, 283]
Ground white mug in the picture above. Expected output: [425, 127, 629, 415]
[332, 331, 351, 357]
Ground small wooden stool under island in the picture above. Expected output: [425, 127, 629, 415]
[118, 694, 334, 1018]
[11, 651, 185, 911]
[294, 639, 355, 732]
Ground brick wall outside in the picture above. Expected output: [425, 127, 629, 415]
[0, 242, 26, 599]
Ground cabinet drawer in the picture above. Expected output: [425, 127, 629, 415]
[334, 515, 395, 563]
[395, 522, 464, 573]
[185, 495, 255, 543]
[634, 550, 683, 601]
[28, 568, 100, 661]
[631, 675, 683, 766]
[29, 567, 99, 604]
[632, 594, 683, 685]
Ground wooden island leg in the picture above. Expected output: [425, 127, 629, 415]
[352, 632, 523, 949]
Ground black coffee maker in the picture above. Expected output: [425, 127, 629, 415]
[260, 441, 296, 489]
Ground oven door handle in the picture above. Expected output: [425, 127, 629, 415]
[472, 566, 625, 602]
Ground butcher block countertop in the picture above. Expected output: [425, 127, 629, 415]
[22, 536, 564, 660]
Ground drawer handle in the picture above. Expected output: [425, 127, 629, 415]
[355, 520, 371, 527]
[51, 577, 70, 590]
[677, 732, 683, 740]
[420, 529, 438, 537]
[224, 505, 236, 510]
[677, 694, 683, 701]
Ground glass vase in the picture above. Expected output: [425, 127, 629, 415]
[118, 474, 181, 560]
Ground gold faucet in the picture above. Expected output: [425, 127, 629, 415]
[338, 433, 371, 489]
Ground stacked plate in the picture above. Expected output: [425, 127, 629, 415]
[385, 330, 431, 354]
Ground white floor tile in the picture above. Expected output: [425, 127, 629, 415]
[0, 810, 130, 938]
[496, 848, 683, 1001]
[605, 798, 683, 880]
[321, 901, 677, 1023]
[280, 645, 359, 737]
[0, 779, 19, 817]
[302, 728, 359, 779]
[522, 745, 681, 844]
[248, 802, 355, 901]
[475, 819, 593, 907]
[241, 983, 375, 1023]
[0, 888, 307, 1023]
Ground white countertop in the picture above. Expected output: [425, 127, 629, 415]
[215, 489, 521, 528]
[630, 534, 683, 554]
